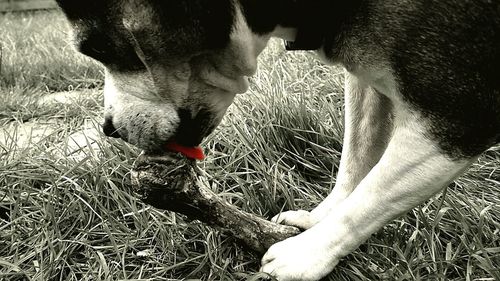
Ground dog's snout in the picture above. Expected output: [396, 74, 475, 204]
[102, 117, 121, 138]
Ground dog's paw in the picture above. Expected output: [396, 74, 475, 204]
[260, 234, 338, 281]
[271, 210, 317, 230]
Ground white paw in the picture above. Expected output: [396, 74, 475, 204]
[271, 210, 317, 230]
[260, 232, 338, 281]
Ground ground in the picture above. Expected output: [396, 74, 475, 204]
[0, 10, 499, 281]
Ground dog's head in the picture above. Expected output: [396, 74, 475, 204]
[57, 0, 274, 152]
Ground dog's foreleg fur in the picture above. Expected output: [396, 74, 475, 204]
[309, 112, 474, 261]
[261, 109, 474, 280]
[272, 73, 394, 229]
[311, 73, 394, 221]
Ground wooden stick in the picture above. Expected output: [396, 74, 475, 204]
[130, 153, 301, 254]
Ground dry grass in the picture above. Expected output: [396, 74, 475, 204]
[0, 10, 499, 281]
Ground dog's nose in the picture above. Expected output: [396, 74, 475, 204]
[102, 117, 121, 138]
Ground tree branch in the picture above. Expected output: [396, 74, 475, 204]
[130, 153, 301, 254]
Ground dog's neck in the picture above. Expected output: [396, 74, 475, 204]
[240, 0, 363, 51]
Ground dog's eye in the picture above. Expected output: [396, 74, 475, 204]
[77, 31, 145, 71]
[78, 32, 110, 60]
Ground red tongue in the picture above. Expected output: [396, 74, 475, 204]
[165, 141, 205, 160]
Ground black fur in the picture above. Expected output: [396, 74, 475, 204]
[56, 0, 145, 72]
[390, 1, 500, 157]
[326, 0, 500, 158]
[240, 0, 363, 50]
[57, 0, 235, 71]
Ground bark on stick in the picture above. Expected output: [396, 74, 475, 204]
[130, 153, 301, 254]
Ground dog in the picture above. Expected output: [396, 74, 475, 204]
[56, 0, 500, 280]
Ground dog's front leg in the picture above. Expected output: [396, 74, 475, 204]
[261, 111, 474, 280]
[273, 73, 394, 229]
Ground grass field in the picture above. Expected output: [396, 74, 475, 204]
[1, 10, 499, 281]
